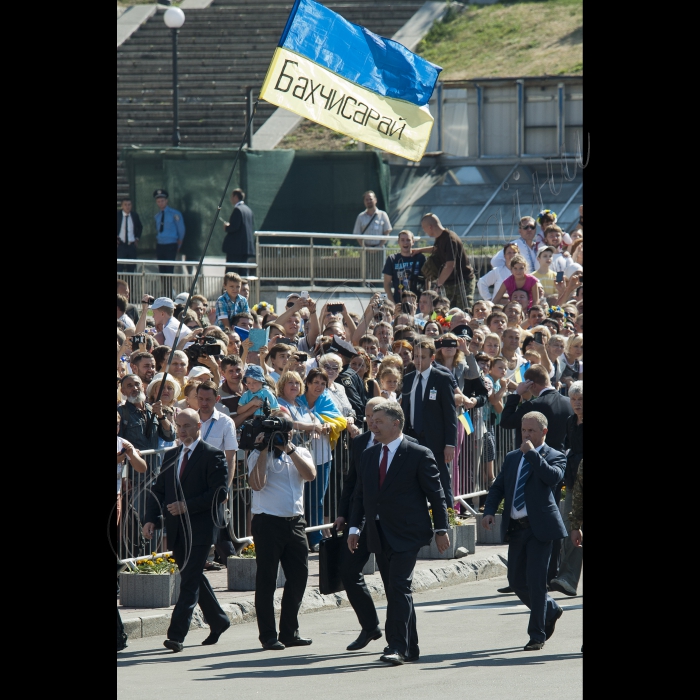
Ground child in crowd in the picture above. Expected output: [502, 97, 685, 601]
[485, 310, 508, 338]
[237, 365, 279, 418]
[266, 343, 292, 382]
[543, 226, 571, 272]
[534, 246, 558, 296]
[378, 366, 401, 400]
[215, 272, 250, 331]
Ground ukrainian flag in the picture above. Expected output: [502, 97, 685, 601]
[260, 0, 441, 161]
[298, 391, 348, 449]
[458, 412, 474, 436]
[512, 362, 531, 384]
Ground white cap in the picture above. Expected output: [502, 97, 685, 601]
[151, 297, 175, 310]
[186, 366, 213, 381]
[174, 292, 190, 306]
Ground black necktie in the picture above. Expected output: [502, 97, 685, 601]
[413, 373, 424, 434]
[124, 214, 130, 243]
[160, 210, 165, 233]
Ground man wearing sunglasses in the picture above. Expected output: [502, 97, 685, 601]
[490, 216, 539, 273]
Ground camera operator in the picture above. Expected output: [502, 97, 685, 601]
[248, 411, 316, 650]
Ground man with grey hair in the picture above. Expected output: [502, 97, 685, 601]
[482, 411, 567, 651]
[550, 380, 583, 597]
[348, 400, 449, 665]
[335, 398, 419, 652]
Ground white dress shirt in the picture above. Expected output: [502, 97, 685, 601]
[349, 434, 404, 535]
[199, 408, 238, 453]
[120, 212, 136, 244]
[510, 443, 545, 519]
[477, 266, 513, 301]
[247, 445, 313, 517]
[162, 315, 194, 349]
[410, 366, 432, 428]
[178, 437, 201, 479]
[491, 237, 539, 272]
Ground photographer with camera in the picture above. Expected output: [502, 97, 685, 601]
[247, 411, 316, 650]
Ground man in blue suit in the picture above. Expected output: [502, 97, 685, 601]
[482, 411, 567, 651]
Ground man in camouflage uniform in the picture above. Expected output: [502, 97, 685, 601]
[410, 214, 475, 310]
[569, 460, 583, 547]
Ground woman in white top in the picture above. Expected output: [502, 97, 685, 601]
[564, 239, 583, 279]
[478, 242, 518, 301]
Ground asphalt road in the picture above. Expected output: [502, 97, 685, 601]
[117, 574, 583, 700]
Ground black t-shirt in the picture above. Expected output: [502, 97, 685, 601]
[382, 253, 426, 303]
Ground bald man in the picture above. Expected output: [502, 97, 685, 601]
[143, 408, 231, 652]
[411, 214, 475, 310]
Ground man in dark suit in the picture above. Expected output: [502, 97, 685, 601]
[348, 400, 449, 666]
[222, 188, 255, 276]
[499, 363, 574, 583]
[116, 198, 143, 272]
[334, 398, 419, 651]
[482, 411, 567, 651]
[499, 364, 574, 452]
[143, 409, 230, 652]
[401, 338, 458, 509]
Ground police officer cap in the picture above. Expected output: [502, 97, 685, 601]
[153, 189, 169, 199]
[451, 324, 473, 339]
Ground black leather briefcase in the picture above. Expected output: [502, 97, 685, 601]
[318, 528, 345, 595]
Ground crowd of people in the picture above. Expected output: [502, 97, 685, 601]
[116, 205, 583, 658]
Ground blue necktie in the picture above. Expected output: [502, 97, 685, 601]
[512, 456, 531, 512]
[413, 373, 424, 435]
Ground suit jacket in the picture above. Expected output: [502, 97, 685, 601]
[349, 438, 448, 553]
[499, 388, 574, 453]
[401, 367, 458, 458]
[338, 366, 366, 418]
[222, 202, 255, 257]
[144, 441, 228, 548]
[338, 431, 418, 522]
[116, 210, 143, 241]
[483, 445, 568, 543]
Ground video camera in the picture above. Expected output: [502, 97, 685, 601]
[185, 335, 222, 364]
[238, 398, 295, 455]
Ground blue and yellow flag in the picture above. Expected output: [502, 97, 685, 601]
[260, 0, 441, 161]
[458, 412, 474, 436]
[512, 361, 531, 385]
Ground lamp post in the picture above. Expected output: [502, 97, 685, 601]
[163, 7, 185, 147]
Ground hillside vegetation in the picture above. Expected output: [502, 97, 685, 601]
[417, 0, 583, 80]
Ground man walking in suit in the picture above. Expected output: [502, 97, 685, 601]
[334, 398, 420, 651]
[401, 338, 458, 510]
[482, 412, 567, 651]
[222, 188, 255, 276]
[348, 400, 449, 666]
[499, 363, 574, 584]
[116, 198, 142, 272]
[143, 409, 231, 652]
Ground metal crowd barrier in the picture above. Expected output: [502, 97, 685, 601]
[117, 412, 513, 556]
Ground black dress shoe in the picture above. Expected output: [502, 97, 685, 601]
[347, 628, 382, 651]
[523, 639, 544, 651]
[497, 585, 515, 594]
[545, 607, 563, 640]
[261, 639, 285, 650]
[279, 636, 312, 647]
[404, 651, 420, 663]
[202, 620, 231, 646]
[163, 639, 184, 653]
[380, 650, 406, 665]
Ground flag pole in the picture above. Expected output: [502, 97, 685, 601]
[146, 100, 260, 437]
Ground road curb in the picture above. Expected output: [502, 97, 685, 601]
[122, 553, 508, 640]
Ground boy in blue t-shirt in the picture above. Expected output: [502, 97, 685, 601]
[215, 272, 250, 331]
[238, 364, 279, 418]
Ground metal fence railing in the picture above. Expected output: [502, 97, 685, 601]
[254, 231, 498, 292]
[116, 413, 516, 559]
[116, 258, 259, 306]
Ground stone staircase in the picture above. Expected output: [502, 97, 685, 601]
[117, 0, 426, 204]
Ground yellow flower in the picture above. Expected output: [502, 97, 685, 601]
[156, 558, 163, 563]
[147, 560, 154, 566]
[170, 568, 175, 574]
[168, 558, 176, 563]
[151, 552, 157, 556]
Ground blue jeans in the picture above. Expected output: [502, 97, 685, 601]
[304, 461, 331, 548]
